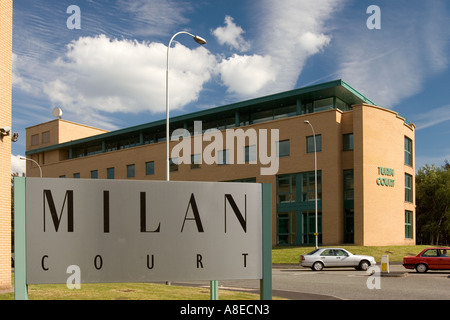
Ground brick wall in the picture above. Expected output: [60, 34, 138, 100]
[0, 0, 13, 290]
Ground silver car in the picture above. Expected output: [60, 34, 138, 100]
[300, 248, 376, 271]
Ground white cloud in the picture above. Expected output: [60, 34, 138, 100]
[252, 0, 345, 95]
[217, 54, 278, 96]
[11, 154, 26, 175]
[44, 35, 217, 121]
[212, 16, 250, 52]
[412, 104, 450, 130]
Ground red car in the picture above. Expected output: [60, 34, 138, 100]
[403, 247, 450, 273]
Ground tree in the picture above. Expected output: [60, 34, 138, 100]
[416, 163, 450, 245]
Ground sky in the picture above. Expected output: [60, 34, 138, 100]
[10, 0, 450, 174]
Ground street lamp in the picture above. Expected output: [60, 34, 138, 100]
[304, 120, 318, 249]
[166, 31, 206, 181]
[20, 156, 42, 177]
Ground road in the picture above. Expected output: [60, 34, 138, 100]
[176, 264, 450, 300]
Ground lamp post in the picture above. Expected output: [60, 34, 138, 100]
[304, 120, 318, 249]
[166, 31, 206, 181]
[20, 156, 42, 177]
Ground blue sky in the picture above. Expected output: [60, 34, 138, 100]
[10, 0, 450, 173]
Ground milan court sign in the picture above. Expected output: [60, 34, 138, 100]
[13, 178, 271, 295]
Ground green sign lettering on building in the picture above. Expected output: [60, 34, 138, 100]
[376, 167, 395, 187]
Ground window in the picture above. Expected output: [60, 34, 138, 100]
[314, 97, 334, 112]
[277, 140, 290, 157]
[73, 173, 80, 178]
[405, 136, 413, 166]
[343, 170, 354, 200]
[302, 211, 322, 245]
[343, 133, 353, 151]
[42, 131, 50, 143]
[277, 174, 296, 203]
[405, 210, 413, 239]
[421, 249, 439, 257]
[306, 135, 321, 153]
[302, 171, 322, 202]
[90, 170, 98, 179]
[244, 145, 257, 163]
[277, 212, 296, 245]
[170, 158, 178, 172]
[31, 134, 39, 146]
[145, 161, 155, 175]
[127, 164, 135, 178]
[191, 154, 201, 169]
[218, 149, 229, 165]
[405, 174, 413, 203]
[107, 167, 115, 179]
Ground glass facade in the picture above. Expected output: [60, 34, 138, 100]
[277, 140, 290, 157]
[405, 136, 413, 166]
[405, 210, 413, 239]
[405, 174, 413, 203]
[276, 171, 322, 245]
[127, 164, 135, 178]
[306, 135, 321, 153]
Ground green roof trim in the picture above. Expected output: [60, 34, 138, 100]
[26, 79, 376, 156]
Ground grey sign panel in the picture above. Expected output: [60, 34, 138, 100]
[26, 178, 262, 284]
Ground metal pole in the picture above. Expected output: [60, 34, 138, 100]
[20, 156, 42, 177]
[166, 31, 206, 182]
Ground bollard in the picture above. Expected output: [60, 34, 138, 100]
[381, 255, 389, 273]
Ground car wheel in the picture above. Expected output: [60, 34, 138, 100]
[312, 261, 324, 271]
[358, 260, 370, 271]
[415, 263, 428, 273]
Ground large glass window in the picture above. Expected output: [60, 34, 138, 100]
[127, 164, 135, 178]
[277, 140, 290, 157]
[344, 209, 354, 244]
[277, 212, 297, 245]
[306, 135, 322, 153]
[302, 211, 322, 245]
[73, 173, 80, 178]
[343, 133, 354, 151]
[314, 98, 333, 112]
[277, 174, 296, 203]
[405, 174, 413, 203]
[145, 161, 155, 175]
[302, 171, 322, 202]
[343, 170, 354, 200]
[405, 136, 413, 166]
[107, 167, 115, 179]
[405, 210, 413, 239]
[90, 170, 98, 179]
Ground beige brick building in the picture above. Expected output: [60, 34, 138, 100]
[26, 80, 416, 247]
[0, 0, 13, 290]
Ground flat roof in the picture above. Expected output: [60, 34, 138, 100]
[26, 79, 376, 155]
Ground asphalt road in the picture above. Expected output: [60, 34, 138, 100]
[175, 264, 450, 300]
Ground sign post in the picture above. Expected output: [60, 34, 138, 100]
[13, 177, 27, 300]
[14, 178, 272, 300]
